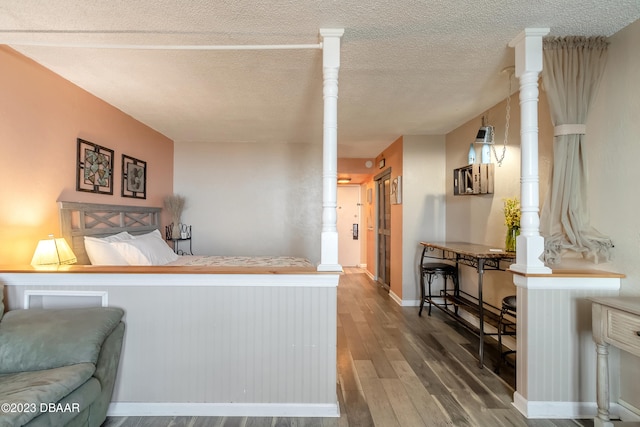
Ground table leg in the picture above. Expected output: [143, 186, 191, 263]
[595, 342, 611, 425]
[478, 258, 485, 368]
[418, 246, 427, 316]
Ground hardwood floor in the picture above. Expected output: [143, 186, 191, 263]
[104, 268, 594, 427]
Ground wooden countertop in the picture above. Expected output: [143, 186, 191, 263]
[420, 241, 515, 258]
[0, 265, 323, 275]
[509, 268, 625, 278]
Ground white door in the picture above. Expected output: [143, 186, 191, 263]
[337, 186, 361, 267]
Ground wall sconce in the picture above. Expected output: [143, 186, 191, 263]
[31, 235, 77, 268]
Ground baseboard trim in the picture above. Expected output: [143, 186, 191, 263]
[388, 291, 420, 307]
[513, 393, 597, 418]
[389, 290, 402, 306]
[619, 399, 640, 421]
[108, 402, 340, 417]
[512, 393, 639, 420]
[362, 269, 375, 281]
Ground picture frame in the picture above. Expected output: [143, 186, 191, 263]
[121, 154, 147, 199]
[76, 138, 114, 195]
[391, 176, 402, 204]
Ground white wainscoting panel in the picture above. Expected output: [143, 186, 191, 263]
[514, 274, 621, 419]
[1, 272, 339, 416]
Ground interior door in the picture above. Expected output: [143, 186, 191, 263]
[337, 186, 361, 267]
[376, 172, 391, 290]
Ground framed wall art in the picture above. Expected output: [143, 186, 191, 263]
[391, 176, 402, 204]
[76, 138, 114, 195]
[122, 154, 147, 199]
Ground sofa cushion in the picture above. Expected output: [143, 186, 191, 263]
[0, 307, 124, 374]
[0, 363, 98, 427]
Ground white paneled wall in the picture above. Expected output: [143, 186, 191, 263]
[513, 274, 621, 419]
[2, 272, 339, 416]
[523, 288, 618, 403]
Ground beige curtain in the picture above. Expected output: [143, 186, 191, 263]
[540, 36, 613, 264]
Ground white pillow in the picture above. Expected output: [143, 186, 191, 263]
[84, 232, 134, 265]
[111, 229, 179, 265]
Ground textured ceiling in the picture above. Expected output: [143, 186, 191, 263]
[1, 1, 638, 157]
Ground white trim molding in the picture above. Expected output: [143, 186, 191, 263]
[513, 392, 598, 419]
[108, 402, 340, 417]
[23, 290, 108, 309]
[514, 393, 640, 421]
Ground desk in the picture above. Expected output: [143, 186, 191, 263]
[420, 241, 515, 368]
[591, 297, 640, 426]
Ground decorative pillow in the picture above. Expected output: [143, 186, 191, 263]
[84, 232, 134, 265]
[111, 229, 179, 266]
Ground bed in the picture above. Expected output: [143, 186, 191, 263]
[59, 201, 315, 269]
[0, 201, 339, 417]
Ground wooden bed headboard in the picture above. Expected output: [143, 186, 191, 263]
[59, 201, 162, 265]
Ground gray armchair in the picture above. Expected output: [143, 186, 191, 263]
[0, 285, 125, 427]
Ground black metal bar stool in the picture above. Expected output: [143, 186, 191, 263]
[496, 294, 517, 373]
[419, 262, 458, 316]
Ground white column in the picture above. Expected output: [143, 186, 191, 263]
[317, 28, 344, 272]
[508, 28, 552, 275]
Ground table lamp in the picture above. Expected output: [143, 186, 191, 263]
[31, 235, 77, 267]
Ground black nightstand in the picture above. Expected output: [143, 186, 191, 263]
[165, 224, 193, 255]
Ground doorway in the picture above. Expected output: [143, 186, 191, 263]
[337, 185, 361, 267]
[375, 170, 391, 290]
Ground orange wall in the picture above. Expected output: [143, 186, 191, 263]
[0, 46, 174, 265]
[370, 136, 403, 298]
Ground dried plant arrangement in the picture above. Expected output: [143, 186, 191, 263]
[164, 194, 186, 238]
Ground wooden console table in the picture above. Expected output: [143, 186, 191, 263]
[420, 241, 515, 368]
[591, 297, 640, 426]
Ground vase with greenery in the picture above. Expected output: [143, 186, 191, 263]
[164, 194, 186, 239]
[503, 197, 521, 252]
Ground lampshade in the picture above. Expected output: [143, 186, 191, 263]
[31, 235, 77, 266]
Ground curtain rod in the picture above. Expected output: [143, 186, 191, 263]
[2, 41, 324, 50]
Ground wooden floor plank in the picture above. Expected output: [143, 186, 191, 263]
[244, 417, 273, 427]
[168, 416, 195, 427]
[359, 377, 401, 427]
[430, 330, 516, 406]
[432, 392, 474, 426]
[353, 359, 378, 380]
[337, 327, 360, 392]
[389, 359, 452, 426]
[101, 417, 130, 427]
[489, 408, 537, 427]
[338, 313, 369, 360]
[381, 378, 427, 427]
[340, 387, 374, 427]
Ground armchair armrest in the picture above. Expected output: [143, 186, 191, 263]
[0, 307, 124, 374]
